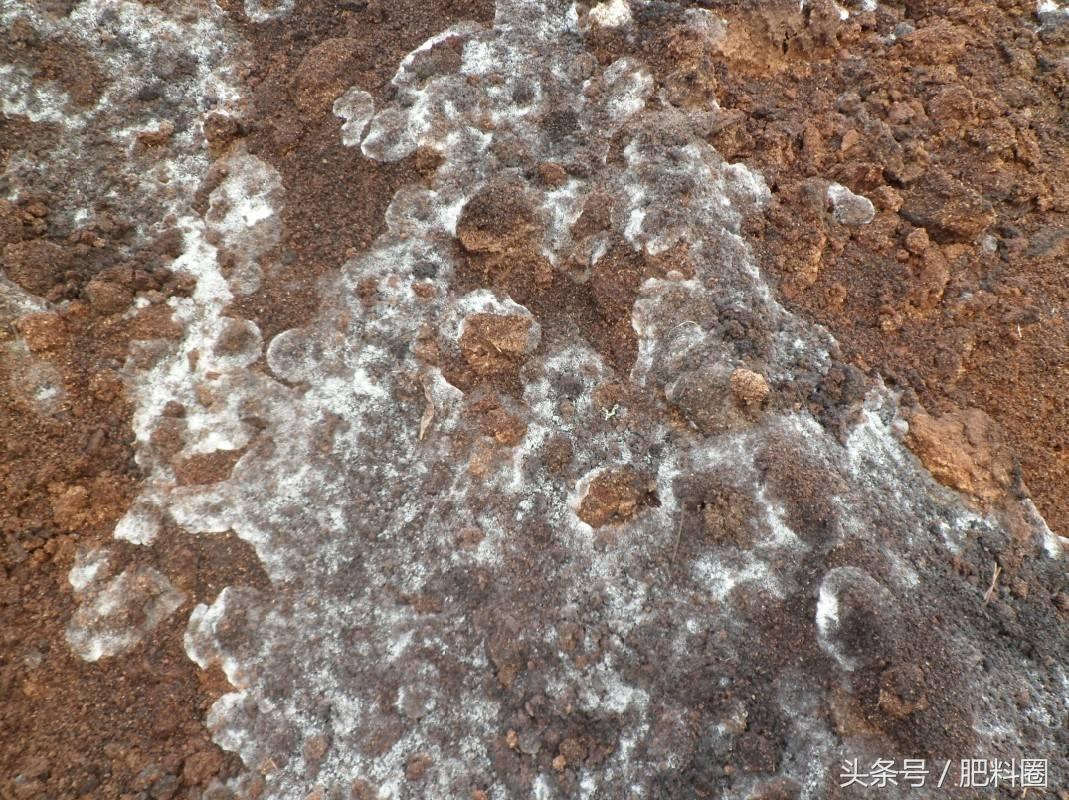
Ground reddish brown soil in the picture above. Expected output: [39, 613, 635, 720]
[701, 1, 1069, 533]
[0, 205, 262, 795]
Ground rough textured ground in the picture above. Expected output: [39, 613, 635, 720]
[2, 1, 1068, 799]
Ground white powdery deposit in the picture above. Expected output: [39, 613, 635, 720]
[826, 181, 876, 226]
[112, 150, 284, 549]
[68, 548, 112, 593]
[244, 0, 295, 24]
[1, 0, 246, 235]
[0, 0, 253, 657]
[588, 0, 633, 29]
[66, 564, 185, 662]
[1038, 0, 1069, 23]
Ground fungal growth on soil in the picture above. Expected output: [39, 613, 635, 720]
[3, 0, 1068, 798]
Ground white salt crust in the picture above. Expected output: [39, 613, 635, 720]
[826, 181, 876, 226]
[244, 0, 295, 23]
[153, 4, 1068, 796]
[1, 0, 245, 235]
[0, 0, 249, 653]
[333, 87, 376, 147]
[68, 549, 111, 593]
[588, 0, 633, 29]
[1038, 0, 1069, 19]
[66, 564, 185, 662]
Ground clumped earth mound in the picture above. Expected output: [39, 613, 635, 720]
[2, 1, 1068, 799]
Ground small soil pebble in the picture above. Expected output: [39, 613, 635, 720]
[730, 367, 771, 408]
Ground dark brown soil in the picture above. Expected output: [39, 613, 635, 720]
[225, 0, 498, 342]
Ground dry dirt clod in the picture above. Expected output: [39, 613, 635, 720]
[15, 311, 66, 352]
[456, 183, 537, 257]
[458, 312, 539, 374]
[904, 227, 930, 254]
[900, 168, 997, 243]
[86, 277, 133, 315]
[578, 468, 657, 528]
[730, 367, 771, 408]
[904, 405, 1013, 505]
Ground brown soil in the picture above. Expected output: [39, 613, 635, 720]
[0, 206, 262, 794]
[3, 0, 1068, 797]
[224, 0, 497, 342]
[698, 0, 1069, 533]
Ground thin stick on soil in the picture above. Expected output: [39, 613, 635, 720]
[983, 564, 1002, 605]
[671, 507, 684, 564]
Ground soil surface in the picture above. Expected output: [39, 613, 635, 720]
[2, 0, 1068, 799]
[2, 0, 495, 796]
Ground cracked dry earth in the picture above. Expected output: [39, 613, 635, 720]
[3, 0, 1069, 799]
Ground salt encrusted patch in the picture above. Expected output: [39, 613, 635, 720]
[68, 549, 111, 593]
[1, 0, 246, 234]
[0, 277, 48, 322]
[1038, 0, 1069, 25]
[113, 503, 163, 546]
[0, 62, 79, 126]
[66, 564, 185, 662]
[588, 0, 632, 28]
[112, 149, 284, 549]
[600, 58, 654, 123]
[826, 181, 876, 226]
[801, 0, 877, 14]
[165, 2, 841, 790]
[815, 571, 856, 672]
[693, 554, 781, 604]
[161, 2, 1069, 796]
[54, 0, 1069, 797]
[333, 87, 375, 147]
[244, 0, 296, 24]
